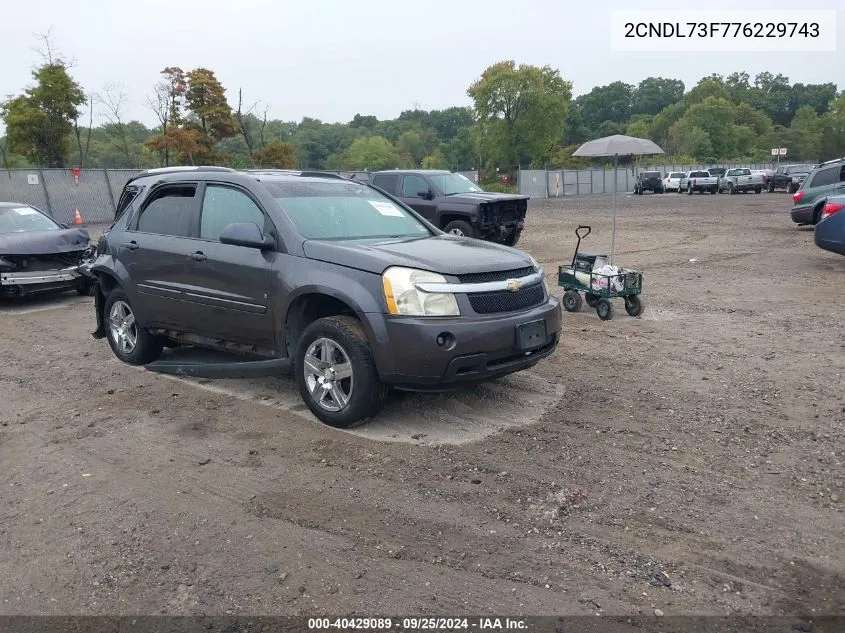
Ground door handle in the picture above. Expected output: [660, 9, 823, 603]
[191, 251, 207, 262]
[123, 241, 139, 250]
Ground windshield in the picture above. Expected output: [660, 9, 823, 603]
[786, 166, 810, 174]
[643, 172, 661, 178]
[267, 180, 433, 240]
[690, 171, 709, 177]
[0, 205, 60, 234]
[428, 173, 483, 195]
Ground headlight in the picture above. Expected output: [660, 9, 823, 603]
[528, 255, 540, 272]
[382, 266, 460, 317]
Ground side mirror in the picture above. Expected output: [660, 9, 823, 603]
[60, 223, 69, 229]
[219, 222, 275, 250]
[417, 190, 433, 200]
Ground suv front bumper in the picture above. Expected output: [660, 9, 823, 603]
[369, 297, 562, 390]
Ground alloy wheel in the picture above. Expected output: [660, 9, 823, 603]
[108, 300, 137, 355]
[303, 337, 354, 412]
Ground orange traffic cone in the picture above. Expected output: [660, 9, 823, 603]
[72, 208, 84, 225]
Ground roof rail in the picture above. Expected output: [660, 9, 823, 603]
[127, 165, 236, 184]
[817, 157, 844, 166]
[243, 169, 349, 180]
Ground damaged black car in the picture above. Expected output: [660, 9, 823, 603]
[0, 202, 96, 299]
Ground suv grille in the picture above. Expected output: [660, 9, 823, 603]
[457, 266, 534, 284]
[468, 283, 545, 314]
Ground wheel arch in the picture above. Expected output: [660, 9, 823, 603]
[283, 289, 374, 360]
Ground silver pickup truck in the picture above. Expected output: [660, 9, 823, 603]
[717, 168, 765, 194]
[679, 170, 718, 194]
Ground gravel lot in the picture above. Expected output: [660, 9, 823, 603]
[1, 191, 843, 618]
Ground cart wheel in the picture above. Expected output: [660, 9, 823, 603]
[624, 295, 644, 317]
[585, 293, 600, 308]
[596, 298, 613, 321]
[562, 290, 582, 312]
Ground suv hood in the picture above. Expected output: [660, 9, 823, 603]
[303, 235, 535, 276]
[439, 192, 529, 204]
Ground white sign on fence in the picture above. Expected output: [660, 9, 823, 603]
[779, 147, 787, 155]
[27, 174, 39, 185]
[771, 148, 778, 156]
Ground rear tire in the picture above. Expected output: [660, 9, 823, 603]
[295, 315, 387, 428]
[103, 288, 163, 365]
[687, 185, 693, 195]
[624, 295, 644, 317]
[729, 183, 735, 195]
[768, 182, 775, 193]
[755, 186, 762, 194]
[443, 220, 475, 238]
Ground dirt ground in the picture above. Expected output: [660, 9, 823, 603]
[1, 190, 843, 619]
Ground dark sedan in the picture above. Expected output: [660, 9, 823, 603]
[814, 196, 845, 256]
[0, 202, 95, 298]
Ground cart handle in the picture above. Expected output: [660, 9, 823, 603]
[571, 225, 592, 267]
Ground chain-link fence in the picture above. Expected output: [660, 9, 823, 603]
[518, 161, 817, 199]
[0, 168, 483, 225]
[0, 168, 142, 224]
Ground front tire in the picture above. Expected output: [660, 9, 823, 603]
[562, 290, 582, 312]
[103, 288, 163, 365]
[624, 295, 644, 317]
[295, 316, 387, 428]
[596, 299, 613, 321]
[443, 220, 475, 238]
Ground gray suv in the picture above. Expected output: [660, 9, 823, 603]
[90, 167, 562, 427]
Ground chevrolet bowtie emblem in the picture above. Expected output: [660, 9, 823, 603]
[506, 279, 521, 292]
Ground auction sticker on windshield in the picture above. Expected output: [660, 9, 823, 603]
[369, 201, 405, 217]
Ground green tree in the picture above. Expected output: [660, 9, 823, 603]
[632, 78, 684, 116]
[818, 94, 845, 161]
[468, 60, 572, 170]
[575, 81, 634, 130]
[625, 115, 652, 139]
[668, 121, 713, 161]
[685, 77, 731, 106]
[1, 56, 86, 167]
[253, 139, 297, 168]
[789, 105, 822, 159]
[343, 136, 399, 170]
[421, 147, 449, 169]
[397, 130, 425, 166]
[675, 96, 737, 158]
[649, 102, 685, 146]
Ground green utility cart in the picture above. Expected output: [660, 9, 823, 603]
[557, 225, 644, 321]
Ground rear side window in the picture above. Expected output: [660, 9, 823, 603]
[808, 167, 839, 188]
[135, 184, 198, 237]
[200, 185, 266, 241]
[669, 172, 685, 178]
[371, 174, 399, 195]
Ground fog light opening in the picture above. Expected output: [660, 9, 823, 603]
[436, 332, 456, 351]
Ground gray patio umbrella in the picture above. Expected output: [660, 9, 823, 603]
[572, 134, 664, 264]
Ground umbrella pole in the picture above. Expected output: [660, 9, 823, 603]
[610, 154, 618, 265]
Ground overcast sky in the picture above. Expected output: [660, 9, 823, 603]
[1, 0, 841, 129]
